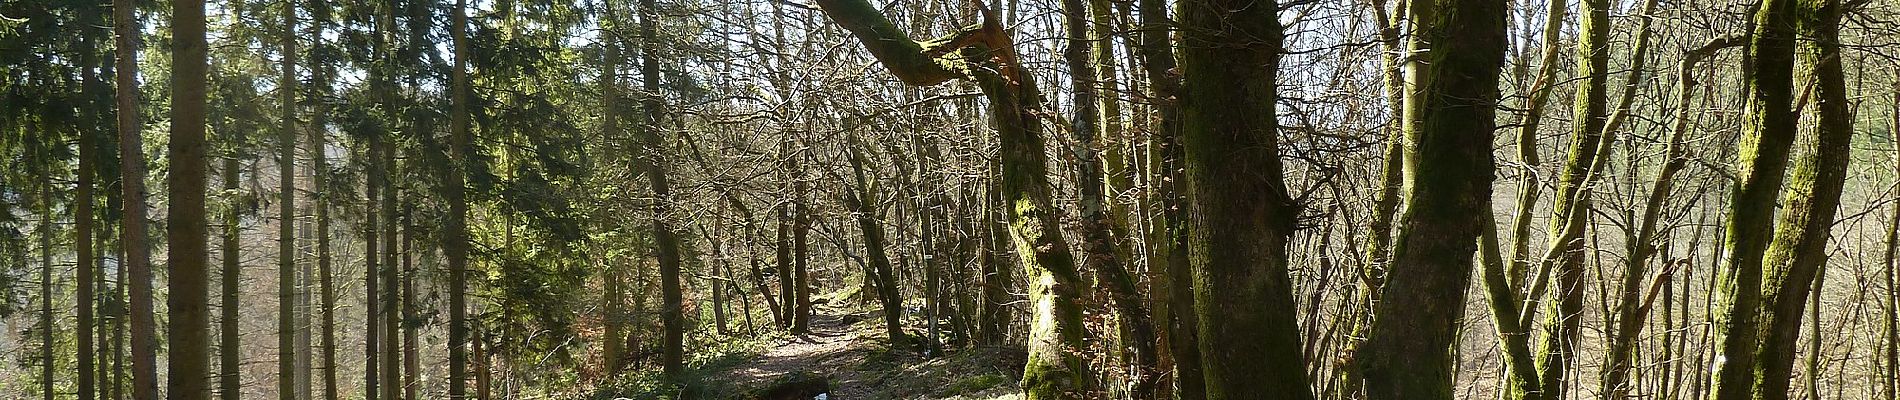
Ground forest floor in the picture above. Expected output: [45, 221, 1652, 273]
[708, 301, 1028, 399]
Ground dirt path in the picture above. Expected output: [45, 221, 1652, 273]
[718, 307, 880, 398]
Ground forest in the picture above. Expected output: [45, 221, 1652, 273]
[1, 0, 1899, 396]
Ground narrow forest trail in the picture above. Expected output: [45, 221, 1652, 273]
[718, 306, 881, 399]
[710, 304, 1025, 399]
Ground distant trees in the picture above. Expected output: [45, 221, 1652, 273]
[3, 0, 1900, 398]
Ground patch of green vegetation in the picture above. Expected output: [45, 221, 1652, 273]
[940, 373, 1010, 396]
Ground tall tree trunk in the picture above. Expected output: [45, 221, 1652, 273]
[1486, 0, 1568, 390]
[1357, 0, 1506, 395]
[600, 3, 627, 370]
[448, 0, 473, 394]
[1884, 85, 1900, 400]
[77, 36, 100, 400]
[364, 8, 390, 398]
[1337, 0, 1406, 393]
[777, 194, 794, 329]
[306, 1, 340, 396]
[221, 151, 243, 400]
[1750, 0, 1851, 396]
[842, 141, 906, 346]
[167, 0, 214, 393]
[1707, 0, 1800, 395]
[1530, 0, 1614, 394]
[794, 154, 812, 334]
[634, 0, 686, 376]
[39, 170, 54, 400]
[1132, 0, 1200, 395]
[380, 118, 401, 400]
[278, 0, 300, 395]
[401, 215, 418, 400]
[1174, 0, 1310, 396]
[113, 0, 159, 394]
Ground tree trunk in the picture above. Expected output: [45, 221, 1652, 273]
[842, 141, 906, 346]
[449, 0, 473, 394]
[1174, 0, 1311, 396]
[1707, 0, 1801, 395]
[1750, 0, 1851, 396]
[794, 155, 813, 334]
[278, 0, 300, 394]
[113, 0, 159, 394]
[1530, 0, 1614, 394]
[401, 215, 418, 400]
[39, 170, 54, 400]
[1884, 84, 1900, 400]
[1357, 0, 1507, 395]
[813, 2, 1091, 397]
[1337, 0, 1406, 393]
[633, 0, 686, 376]
[1133, 0, 1200, 396]
[167, 0, 214, 393]
[221, 151, 243, 400]
[306, 1, 340, 396]
[77, 36, 100, 400]
[598, 2, 627, 369]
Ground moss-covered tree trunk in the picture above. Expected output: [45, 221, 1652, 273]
[1750, 0, 1851, 396]
[1483, 0, 1568, 387]
[1356, 0, 1507, 395]
[1707, 0, 1800, 395]
[1884, 91, 1900, 400]
[1530, 0, 1613, 395]
[813, 1, 1091, 397]
[1885, 86, 1900, 400]
[1337, 0, 1406, 393]
[1174, 0, 1311, 397]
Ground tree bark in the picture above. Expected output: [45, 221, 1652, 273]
[1600, 34, 1739, 400]
[167, 0, 214, 393]
[1357, 0, 1507, 395]
[449, 0, 473, 394]
[113, 0, 159, 395]
[1707, 0, 1801, 395]
[1750, 0, 1851, 396]
[634, 0, 687, 377]
[279, 0, 301, 395]
[1173, 0, 1312, 396]
[77, 32, 101, 400]
[842, 141, 906, 346]
[221, 149, 243, 400]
